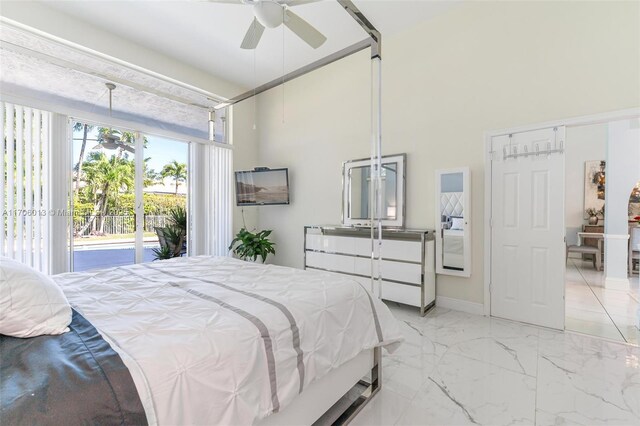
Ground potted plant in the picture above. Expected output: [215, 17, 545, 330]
[586, 208, 599, 225]
[229, 228, 276, 263]
[153, 206, 187, 260]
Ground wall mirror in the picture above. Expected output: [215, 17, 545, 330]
[435, 167, 471, 277]
[342, 154, 406, 228]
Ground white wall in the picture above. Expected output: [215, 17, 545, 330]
[565, 124, 607, 245]
[231, 101, 260, 235]
[250, 0, 640, 305]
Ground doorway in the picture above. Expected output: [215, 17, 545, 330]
[70, 120, 189, 271]
[564, 122, 639, 344]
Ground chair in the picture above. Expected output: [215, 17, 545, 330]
[567, 244, 601, 271]
[630, 227, 640, 276]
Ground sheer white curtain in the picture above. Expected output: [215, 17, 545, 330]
[1, 102, 51, 272]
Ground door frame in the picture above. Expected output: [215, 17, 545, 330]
[483, 108, 640, 319]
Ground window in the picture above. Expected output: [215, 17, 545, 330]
[70, 121, 190, 271]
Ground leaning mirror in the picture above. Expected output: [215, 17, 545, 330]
[435, 167, 471, 277]
[343, 154, 406, 228]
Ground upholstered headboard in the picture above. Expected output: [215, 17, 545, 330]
[440, 192, 464, 218]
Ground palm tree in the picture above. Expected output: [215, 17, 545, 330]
[143, 157, 162, 187]
[79, 152, 135, 234]
[161, 160, 187, 195]
[72, 122, 94, 192]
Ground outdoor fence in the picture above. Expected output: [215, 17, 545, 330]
[74, 214, 171, 236]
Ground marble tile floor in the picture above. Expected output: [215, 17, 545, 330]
[351, 302, 640, 426]
[565, 259, 639, 345]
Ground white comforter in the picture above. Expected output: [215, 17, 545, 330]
[54, 256, 403, 425]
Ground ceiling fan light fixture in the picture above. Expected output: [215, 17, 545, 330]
[253, 1, 284, 28]
[213, 0, 326, 50]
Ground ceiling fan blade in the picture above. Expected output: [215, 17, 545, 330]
[281, 0, 323, 7]
[100, 142, 120, 150]
[121, 144, 136, 154]
[205, 0, 247, 4]
[284, 10, 326, 49]
[241, 18, 265, 49]
[284, 0, 324, 6]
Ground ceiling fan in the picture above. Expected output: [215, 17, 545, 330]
[93, 83, 134, 153]
[210, 0, 327, 49]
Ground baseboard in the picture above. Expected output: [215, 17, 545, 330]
[436, 296, 484, 316]
[604, 277, 630, 290]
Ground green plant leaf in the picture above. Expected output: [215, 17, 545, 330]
[152, 245, 173, 260]
[228, 228, 276, 262]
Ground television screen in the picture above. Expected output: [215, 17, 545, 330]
[235, 168, 290, 206]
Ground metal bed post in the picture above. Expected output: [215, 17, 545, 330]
[323, 346, 382, 425]
[340, 4, 383, 424]
[335, 2, 383, 303]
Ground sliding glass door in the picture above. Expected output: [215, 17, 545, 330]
[71, 120, 189, 272]
[143, 135, 189, 261]
[71, 123, 137, 270]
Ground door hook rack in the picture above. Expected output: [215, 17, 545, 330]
[503, 140, 563, 160]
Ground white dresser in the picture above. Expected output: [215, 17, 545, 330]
[304, 226, 436, 315]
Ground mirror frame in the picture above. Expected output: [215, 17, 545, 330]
[342, 153, 406, 228]
[435, 167, 471, 277]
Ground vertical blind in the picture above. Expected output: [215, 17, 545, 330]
[1, 102, 51, 273]
[210, 145, 233, 256]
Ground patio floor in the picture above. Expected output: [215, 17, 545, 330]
[73, 247, 157, 271]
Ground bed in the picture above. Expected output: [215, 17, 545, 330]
[1, 255, 403, 425]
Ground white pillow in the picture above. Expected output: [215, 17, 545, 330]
[0, 257, 72, 338]
[450, 217, 465, 230]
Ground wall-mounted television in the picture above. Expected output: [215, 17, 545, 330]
[235, 168, 290, 206]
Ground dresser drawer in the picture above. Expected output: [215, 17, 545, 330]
[353, 257, 422, 285]
[307, 232, 422, 263]
[349, 276, 421, 308]
[305, 251, 355, 274]
[306, 234, 357, 255]
[353, 238, 422, 262]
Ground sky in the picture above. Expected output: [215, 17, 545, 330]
[72, 123, 188, 174]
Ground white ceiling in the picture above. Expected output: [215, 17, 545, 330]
[40, 0, 460, 91]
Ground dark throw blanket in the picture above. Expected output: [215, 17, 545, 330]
[1, 309, 147, 425]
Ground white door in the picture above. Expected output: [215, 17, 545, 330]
[490, 127, 565, 329]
